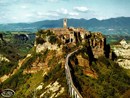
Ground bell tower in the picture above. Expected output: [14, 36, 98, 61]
[63, 18, 67, 28]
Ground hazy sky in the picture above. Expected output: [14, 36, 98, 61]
[0, 0, 130, 23]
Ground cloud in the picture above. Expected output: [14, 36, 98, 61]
[37, 12, 59, 17]
[56, 8, 79, 16]
[45, 13, 59, 17]
[35, 11, 60, 20]
[44, 0, 69, 2]
[46, 0, 58, 2]
[74, 6, 88, 12]
[43, 8, 79, 20]
[0, 0, 94, 23]
[44, 0, 69, 3]
[69, 12, 79, 16]
[21, 5, 27, 9]
[57, 8, 68, 15]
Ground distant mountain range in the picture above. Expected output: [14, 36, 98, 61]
[0, 17, 130, 35]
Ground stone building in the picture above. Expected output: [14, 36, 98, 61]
[63, 18, 67, 28]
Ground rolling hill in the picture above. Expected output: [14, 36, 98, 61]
[0, 17, 130, 35]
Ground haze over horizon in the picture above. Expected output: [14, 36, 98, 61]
[0, 0, 130, 24]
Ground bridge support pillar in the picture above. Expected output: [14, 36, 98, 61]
[71, 87, 74, 97]
[74, 91, 77, 98]
[69, 83, 72, 96]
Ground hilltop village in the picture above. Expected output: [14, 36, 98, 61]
[35, 19, 106, 58]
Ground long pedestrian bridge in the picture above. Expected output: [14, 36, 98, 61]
[65, 50, 83, 98]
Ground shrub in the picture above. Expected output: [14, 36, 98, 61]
[49, 35, 57, 44]
[46, 30, 54, 36]
[36, 37, 45, 44]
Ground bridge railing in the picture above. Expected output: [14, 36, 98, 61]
[65, 50, 83, 98]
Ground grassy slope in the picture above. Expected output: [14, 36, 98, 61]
[0, 49, 69, 98]
[70, 55, 130, 98]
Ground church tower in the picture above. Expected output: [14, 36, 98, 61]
[63, 18, 67, 28]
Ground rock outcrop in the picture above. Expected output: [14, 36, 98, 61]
[0, 54, 10, 62]
[113, 39, 130, 69]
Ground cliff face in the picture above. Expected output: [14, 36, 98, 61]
[75, 53, 98, 78]
[89, 33, 106, 58]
